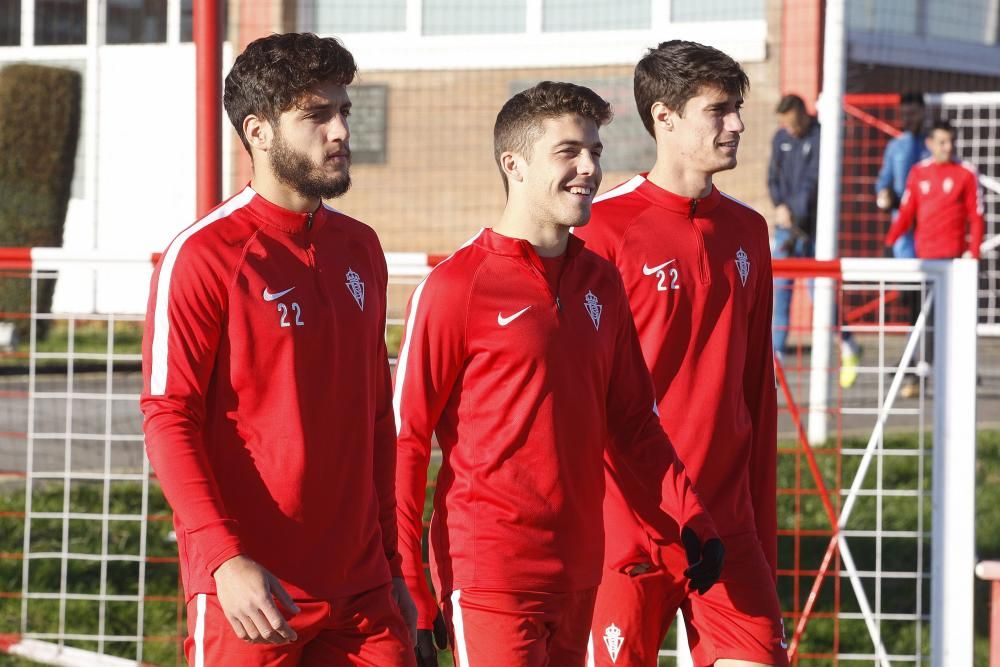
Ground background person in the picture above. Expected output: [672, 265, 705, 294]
[768, 93, 861, 388]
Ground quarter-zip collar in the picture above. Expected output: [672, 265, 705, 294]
[634, 173, 723, 216]
[633, 173, 713, 286]
[478, 227, 586, 272]
[244, 184, 325, 235]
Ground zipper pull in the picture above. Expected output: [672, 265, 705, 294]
[556, 296, 562, 311]
[307, 212, 314, 229]
[689, 199, 698, 218]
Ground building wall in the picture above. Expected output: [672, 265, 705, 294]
[294, 57, 782, 254]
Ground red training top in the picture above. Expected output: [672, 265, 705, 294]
[141, 186, 401, 602]
[394, 228, 718, 629]
[575, 175, 779, 579]
[886, 158, 984, 259]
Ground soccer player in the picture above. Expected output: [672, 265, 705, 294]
[574, 41, 788, 667]
[885, 119, 984, 396]
[394, 81, 722, 667]
[140, 33, 416, 666]
[886, 119, 984, 260]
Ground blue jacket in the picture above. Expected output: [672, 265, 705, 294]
[768, 118, 821, 237]
[875, 131, 929, 204]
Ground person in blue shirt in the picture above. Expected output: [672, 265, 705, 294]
[768, 94, 861, 387]
[875, 92, 929, 259]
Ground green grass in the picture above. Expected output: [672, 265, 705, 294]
[0, 320, 143, 370]
[2, 431, 998, 665]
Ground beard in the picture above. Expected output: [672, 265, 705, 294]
[270, 130, 352, 200]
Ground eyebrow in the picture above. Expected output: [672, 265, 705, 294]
[707, 98, 743, 111]
[553, 140, 604, 151]
[298, 100, 352, 113]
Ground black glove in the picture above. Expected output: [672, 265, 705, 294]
[681, 526, 725, 595]
[414, 612, 449, 667]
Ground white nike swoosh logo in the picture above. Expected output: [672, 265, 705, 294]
[642, 259, 676, 275]
[497, 306, 531, 327]
[262, 286, 295, 302]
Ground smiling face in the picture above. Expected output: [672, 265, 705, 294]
[926, 127, 955, 164]
[665, 85, 745, 177]
[514, 114, 603, 229]
[266, 80, 353, 200]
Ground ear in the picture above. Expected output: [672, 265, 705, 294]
[650, 101, 677, 132]
[500, 151, 525, 186]
[243, 114, 273, 154]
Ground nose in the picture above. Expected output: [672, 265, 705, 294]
[329, 113, 350, 143]
[726, 111, 745, 134]
[578, 150, 598, 175]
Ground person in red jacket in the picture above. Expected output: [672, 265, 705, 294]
[394, 82, 722, 667]
[885, 118, 984, 396]
[574, 41, 787, 667]
[140, 33, 416, 666]
[886, 119, 984, 259]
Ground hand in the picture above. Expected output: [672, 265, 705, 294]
[212, 555, 299, 644]
[391, 577, 418, 646]
[414, 612, 449, 667]
[876, 188, 896, 211]
[774, 204, 793, 228]
[681, 527, 725, 595]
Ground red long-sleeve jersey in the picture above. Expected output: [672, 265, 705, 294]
[394, 229, 717, 628]
[886, 158, 984, 259]
[140, 186, 401, 602]
[574, 176, 779, 579]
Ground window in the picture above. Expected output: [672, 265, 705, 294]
[181, 0, 192, 41]
[926, 0, 997, 45]
[846, 0, 919, 35]
[671, 0, 764, 22]
[0, 0, 19, 46]
[543, 0, 649, 32]
[35, 0, 87, 45]
[314, 0, 406, 34]
[106, 0, 167, 44]
[423, 0, 526, 35]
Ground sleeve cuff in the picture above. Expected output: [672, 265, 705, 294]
[185, 518, 243, 576]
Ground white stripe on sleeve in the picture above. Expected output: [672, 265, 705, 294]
[150, 187, 255, 395]
[392, 229, 483, 433]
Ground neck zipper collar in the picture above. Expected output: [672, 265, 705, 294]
[636, 173, 722, 217]
[246, 185, 324, 234]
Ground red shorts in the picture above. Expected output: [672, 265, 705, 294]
[184, 582, 414, 666]
[441, 587, 597, 667]
[588, 533, 788, 667]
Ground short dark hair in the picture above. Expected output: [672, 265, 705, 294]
[633, 40, 749, 136]
[493, 81, 613, 195]
[900, 91, 925, 107]
[224, 32, 357, 155]
[776, 94, 807, 115]
[929, 119, 956, 136]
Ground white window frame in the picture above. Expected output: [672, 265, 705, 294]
[334, 0, 767, 70]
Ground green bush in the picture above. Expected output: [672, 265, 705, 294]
[0, 63, 82, 341]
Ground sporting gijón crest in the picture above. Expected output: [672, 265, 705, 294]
[736, 247, 750, 287]
[584, 290, 602, 331]
[345, 268, 365, 311]
[603, 623, 624, 663]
